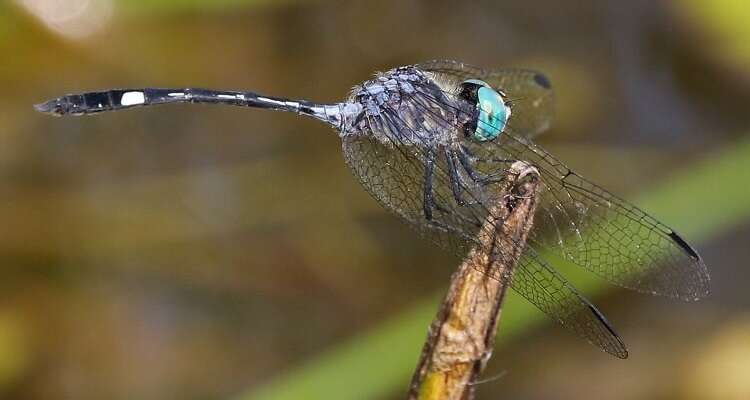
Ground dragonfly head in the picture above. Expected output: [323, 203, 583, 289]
[458, 79, 511, 142]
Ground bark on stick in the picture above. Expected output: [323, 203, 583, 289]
[408, 161, 540, 400]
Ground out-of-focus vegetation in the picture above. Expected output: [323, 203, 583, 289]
[678, 0, 750, 71]
[2, 1, 750, 400]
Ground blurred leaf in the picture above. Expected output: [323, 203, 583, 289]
[675, 0, 750, 71]
[238, 136, 750, 400]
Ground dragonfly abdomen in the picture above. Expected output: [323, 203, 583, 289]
[34, 88, 311, 117]
[34, 89, 155, 115]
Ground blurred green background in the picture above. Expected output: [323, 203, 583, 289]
[2, 0, 750, 399]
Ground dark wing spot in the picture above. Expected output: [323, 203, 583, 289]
[668, 231, 701, 261]
[587, 304, 628, 359]
[534, 73, 552, 89]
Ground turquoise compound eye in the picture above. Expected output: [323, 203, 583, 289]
[473, 86, 509, 142]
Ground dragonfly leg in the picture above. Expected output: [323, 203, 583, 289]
[455, 147, 484, 182]
[444, 148, 467, 206]
[456, 145, 512, 186]
[423, 150, 436, 220]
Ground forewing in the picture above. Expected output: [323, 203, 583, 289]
[418, 60, 554, 138]
[514, 248, 628, 358]
[405, 81, 710, 301]
[342, 80, 628, 357]
[479, 131, 711, 300]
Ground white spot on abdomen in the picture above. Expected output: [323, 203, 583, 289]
[121, 91, 145, 106]
[257, 97, 285, 106]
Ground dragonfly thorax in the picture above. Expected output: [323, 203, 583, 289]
[345, 66, 467, 148]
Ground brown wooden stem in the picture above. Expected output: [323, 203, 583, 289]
[408, 161, 540, 400]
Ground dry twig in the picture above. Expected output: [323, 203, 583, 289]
[408, 161, 540, 400]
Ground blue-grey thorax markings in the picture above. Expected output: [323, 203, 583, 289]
[342, 67, 468, 148]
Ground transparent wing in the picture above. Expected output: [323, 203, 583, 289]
[342, 81, 629, 357]
[513, 247, 628, 358]
[482, 132, 711, 300]
[407, 82, 709, 301]
[418, 60, 554, 138]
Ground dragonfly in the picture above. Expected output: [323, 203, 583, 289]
[35, 60, 710, 358]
